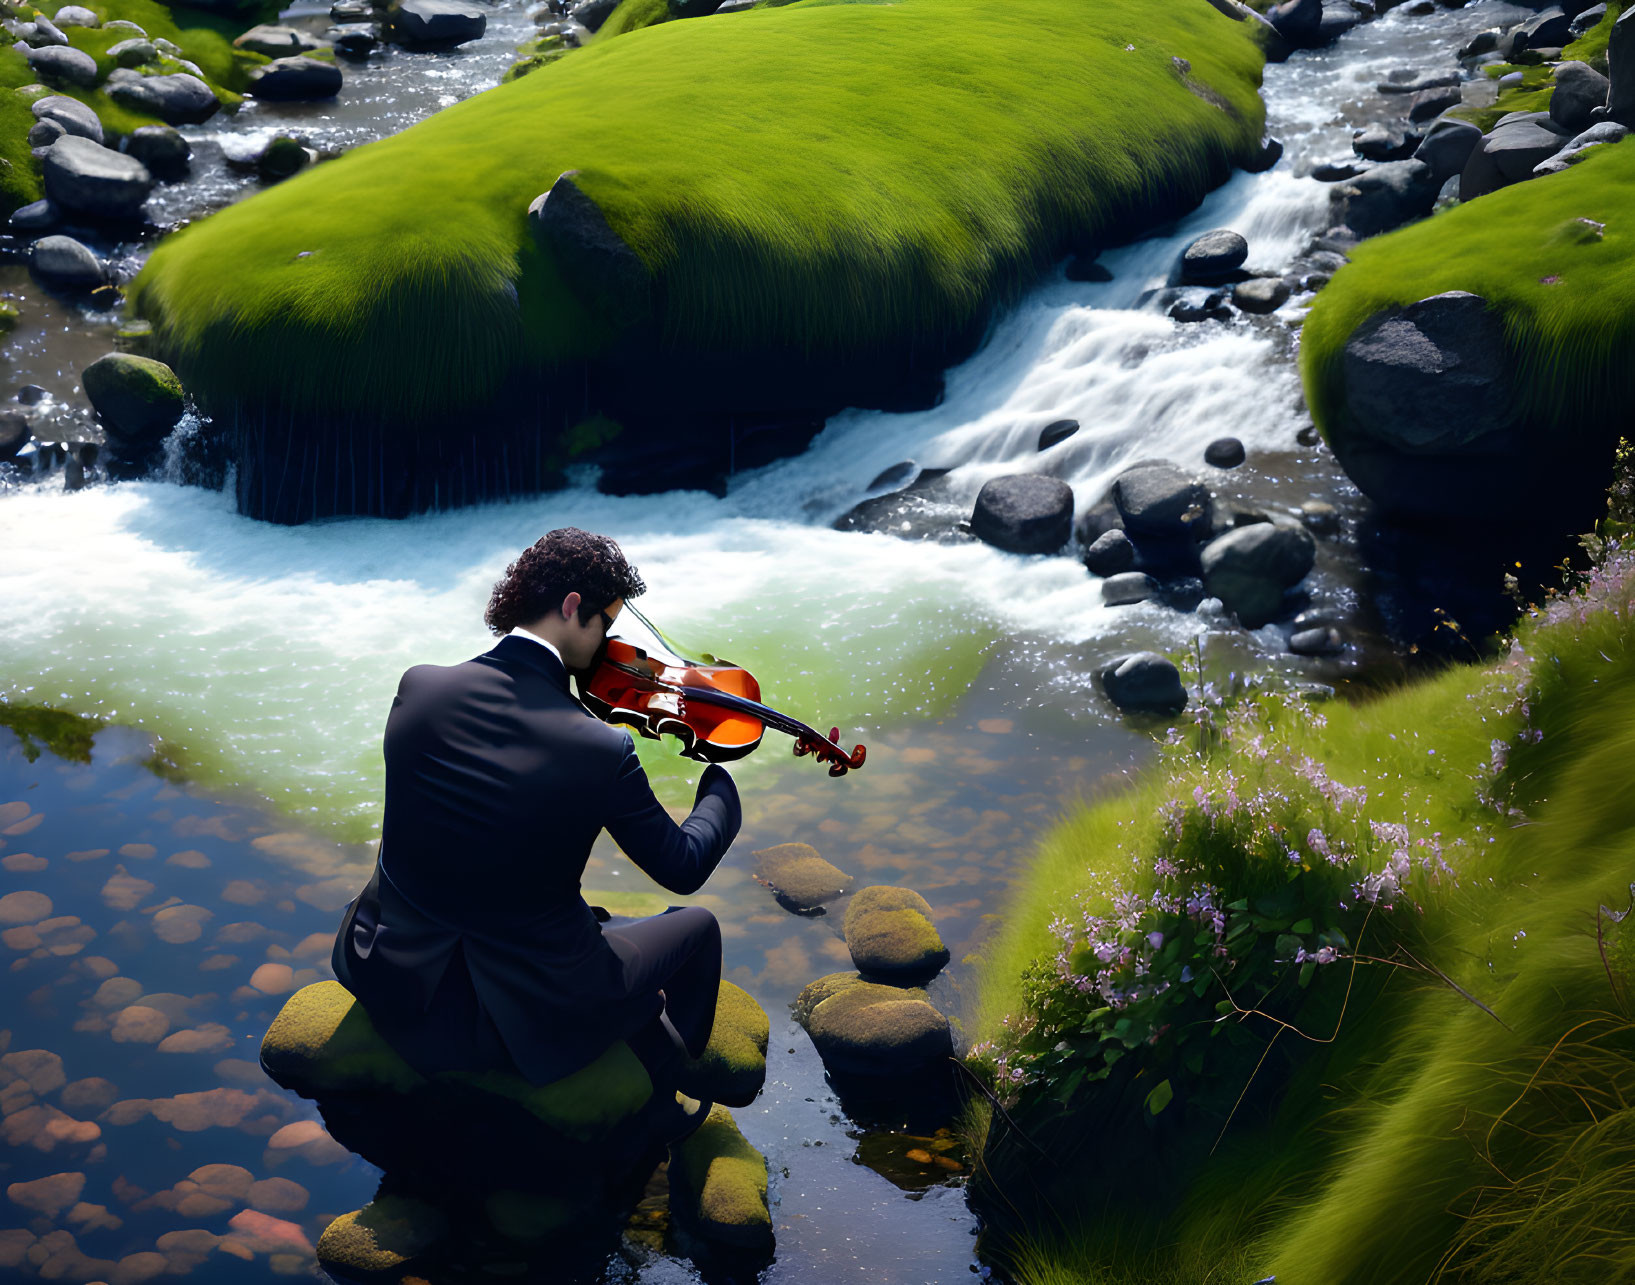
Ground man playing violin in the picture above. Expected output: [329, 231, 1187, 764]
[331, 527, 740, 1136]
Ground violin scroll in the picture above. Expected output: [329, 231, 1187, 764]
[793, 727, 868, 777]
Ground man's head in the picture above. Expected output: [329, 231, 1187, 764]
[485, 528, 645, 670]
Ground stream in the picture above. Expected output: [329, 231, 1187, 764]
[0, 1, 1534, 1281]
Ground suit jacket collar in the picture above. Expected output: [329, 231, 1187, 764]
[487, 633, 572, 693]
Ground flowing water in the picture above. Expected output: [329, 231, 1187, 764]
[0, 1, 1534, 1280]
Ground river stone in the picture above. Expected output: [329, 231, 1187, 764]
[29, 234, 103, 290]
[1550, 61, 1610, 134]
[25, 15, 68, 45]
[107, 36, 157, 67]
[1170, 291, 1232, 324]
[569, 0, 619, 29]
[1571, 3, 1607, 38]
[317, 1195, 448, 1283]
[103, 18, 146, 33]
[82, 353, 185, 445]
[0, 409, 29, 460]
[1037, 418, 1079, 451]
[10, 198, 57, 229]
[1110, 461, 1212, 544]
[1291, 624, 1345, 655]
[1513, 5, 1572, 53]
[968, 474, 1074, 554]
[1408, 86, 1462, 124]
[1268, 0, 1321, 43]
[1413, 116, 1482, 184]
[25, 44, 98, 86]
[32, 93, 102, 143]
[249, 56, 342, 100]
[1100, 652, 1186, 714]
[667, 1104, 773, 1258]
[528, 170, 651, 330]
[1179, 229, 1248, 283]
[42, 136, 153, 219]
[27, 117, 65, 148]
[751, 842, 853, 913]
[1610, 7, 1635, 123]
[1233, 277, 1291, 314]
[391, 0, 487, 47]
[1379, 69, 1459, 95]
[1535, 120, 1629, 173]
[1101, 570, 1160, 606]
[108, 72, 220, 124]
[1460, 118, 1570, 199]
[1199, 522, 1316, 627]
[1352, 123, 1421, 161]
[1204, 437, 1246, 468]
[52, 5, 100, 26]
[676, 980, 769, 1108]
[1083, 528, 1134, 576]
[844, 886, 949, 982]
[1331, 159, 1437, 236]
[331, 25, 379, 58]
[234, 24, 325, 56]
[1330, 292, 1516, 517]
[793, 972, 952, 1078]
[123, 125, 189, 180]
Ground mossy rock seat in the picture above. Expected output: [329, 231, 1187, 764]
[262, 979, 769, 1196]
[666, 1103, 774, 1264]
[130, 0, 1268, 522]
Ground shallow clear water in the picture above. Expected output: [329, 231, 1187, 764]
[0, 1, 1542, 1280]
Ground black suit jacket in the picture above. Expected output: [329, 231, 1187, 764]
[331, 633, 741, 1085]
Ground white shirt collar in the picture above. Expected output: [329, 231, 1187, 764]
[506, 627, 565, 668]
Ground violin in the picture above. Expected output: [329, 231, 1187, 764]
[576, 604, 866, 777]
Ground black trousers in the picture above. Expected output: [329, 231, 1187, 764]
[603, 905, 722, 1069]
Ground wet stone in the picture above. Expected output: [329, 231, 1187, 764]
[667, 1104, 773, 1260]
[1101, 570, 1160, 606]
[1204, 436, 1246, 468]
[1036, 418, 1079, 451]
[1179, 229, 1248, 283]
[793, 971, 953, 1078]
[751, 842, 854, 913]
[676, 980, 769, 1108]
[1083, 528, 1135, 576]
[1101, 651, 1186, 714]
[843, 885, 949, 982]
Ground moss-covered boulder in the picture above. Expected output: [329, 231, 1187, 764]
[677, 979, 769, 1108]
[666, 1103, 773, 1261]
[81, 352, 184, 446]
[1300, 140, 1635, 530]
[130, 0, 1267, 522]
[315, 1194, 448, 1283]
[843, 885, 950, 982]
[752, 841, 854, 913]
[793, 970, 952, 1079]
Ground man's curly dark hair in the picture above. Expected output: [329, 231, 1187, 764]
[484, 528, 646, 636]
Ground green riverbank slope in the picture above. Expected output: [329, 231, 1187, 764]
[131, 0, 1266, 431]
[969, 536, 1635, 1284]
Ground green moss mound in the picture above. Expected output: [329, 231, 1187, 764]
[131, 0, 1265, 428]
[677, 979, 769, 1108]
[1299, 140, 1635, 486]
[969, 545, 1635, 1285]
[844, 884, 950, 980]
[316, 1194, 448, 1281]
[597, 0, 671, 40]
[667, 1103, 772, 1255]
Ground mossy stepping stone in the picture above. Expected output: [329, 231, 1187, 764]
[677, 980, 769, 1107]
[752, 842, 855, 913]
[843, 885, 950, 982]
[316, 1193, 448, 1282]
[667, 1103, 773, 1258]
[793, 971, 952, 1078]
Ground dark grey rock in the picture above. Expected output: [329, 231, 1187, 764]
[1317, 2, 1360, 41]
[1180, 229, 1249, 283]
[101, 18, 145, 34]
[1101, 571, 1160, 606]
[1352, 122, 1422, 161]
[1037, 419, 1078, 451]
[1083, 528, 1135, 576]
[968, 474, 1074, 554]
[1535, 120, 1629, 172]
[16, 385, 49, 406]
[29, 234, 103, 290]
[82, 352, 185, 445]
[1408, 86, 1462, 123]
[1331, 159, 1438, 237]
[1459, 29, 1501, 58]
[258, 135, 309, 180]
[1512, 5, 1572, 53]
[1300, 500, 1340, 535]
[330, 24, 378, 57]
[1170, 291, 1232, 323]
[27, 118, 65, 148]
[25, 44, 98, 86]
[1550, 61, 1610, 134]
[1612, 7, 1635, 123]
[528, 170, 651, 329]
[1065, 255, 1113, 283]
[1413, 116, 1482, 184]
[332, 0, 376, 17]
[1461, 118, 1573, 199]
[106, 36, 156, 66]
[234, 23, 324, 56]
[1291, 625, 1345, 655]
[42, 135, 153, 220]
[1311, 157, 1367, 181]
[32, 93, 101, 143]
[1204, 437, 1246, 469]
[569, 0, 619, 29]
[0, 409, 28, 461]
[108, 71, 220, 124]
[122, 124, 189, 180]
[248, 55, 341, 100]
[391, 0, 486, 47]
[1269, 0, 1322, 43]
[25, 16, 68, 45]
[1101, 652, 1186, 714]
[1200, 522, 1316, 627]
[866, 460, 917, 493]
[9, 198, 57, 230]
[1378, 69, 1459, 94]
[1074, 500, 1124, 546]
[1245, 136, 1284, 172]
[1331, 292, 1516, 516]
[1112, 461, 1212, 543]
[1233, 277, 1291, 313]
[1570, 3, 1607, 38]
